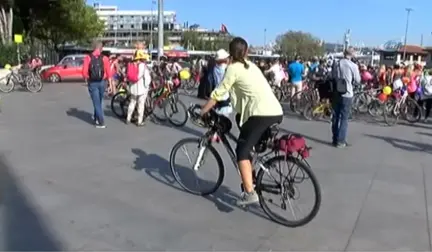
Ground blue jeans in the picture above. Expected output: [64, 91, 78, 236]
[331, 96, 352, 144]
[88, 80, 106, 125]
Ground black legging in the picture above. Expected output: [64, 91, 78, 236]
[418, 99, 432, 119]
[235, 114, 283, 161]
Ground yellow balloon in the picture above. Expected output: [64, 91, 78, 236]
[179, 69, 191, 80]
[4, 64, 11, 70]
[383, 86, 392, 96]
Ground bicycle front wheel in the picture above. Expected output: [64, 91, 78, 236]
[164, 96, 188, 127]
[256, 155, 321, 227]
[169, 138, 225, 196]
[0, 75, 15, 93]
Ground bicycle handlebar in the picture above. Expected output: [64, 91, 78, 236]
[188, 103, 219, 128]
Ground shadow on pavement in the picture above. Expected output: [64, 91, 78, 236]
[158, 122, 204, 137]
[417, 131, 432, 138]
[0, 155, 63, 251]
[279, 127, 334, 147]
[399, 121, 432, 130]
[66, 107, 94, 125]
[364, 134, 432, 153]
[131, 148, 271, 221]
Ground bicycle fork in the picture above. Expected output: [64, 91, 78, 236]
[193, 145, 207, 171]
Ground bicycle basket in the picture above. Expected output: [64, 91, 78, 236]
[276, 134, 310, 158]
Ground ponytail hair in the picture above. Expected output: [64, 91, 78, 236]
[229, 37, 249, 69]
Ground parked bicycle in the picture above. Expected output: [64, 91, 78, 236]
[0, 68, 43, 93]
[169, 104, 321, 227]
[110, 77, 188, 127]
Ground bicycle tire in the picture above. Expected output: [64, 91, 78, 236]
[302, 103, 314, 121]
[383, 97, 399, 126]
[164, 97, 188, 127]
[183, 80, 197, 95]
[256, 155, 321, 227]
[169, 138, 225, 196]
[367, 100, 384, 117]
[0, 74, 15, 93]
[151, 97, 168, 122]
[26, 77, 43, 93]
[271, 85, 283, 101]
[110, 90, 129, 119]
[401, 96, 422, 123]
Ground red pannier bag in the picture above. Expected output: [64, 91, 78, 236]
[277, 134, 310, 159]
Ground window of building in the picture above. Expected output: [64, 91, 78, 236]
[120, 24, 123, 29]
[131, 25, 134, 29]
[120, 15, 123, 18]
[382, 52, 396, 61]
[110, 25, 113, 29]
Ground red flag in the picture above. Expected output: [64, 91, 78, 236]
[220, 24, 228, 34]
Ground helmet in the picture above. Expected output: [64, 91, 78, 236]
[134, 50, 148, 61]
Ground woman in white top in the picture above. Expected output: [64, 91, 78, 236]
[213, 49, 233, 116]
[265, 59, 285, 87]
[127, 50, 152, 126]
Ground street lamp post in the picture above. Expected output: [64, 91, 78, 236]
[264, 28, 267, 51]
[149, 0, 155, 51]
[403, 7, 413, 61]
[157, 0, 164, 60]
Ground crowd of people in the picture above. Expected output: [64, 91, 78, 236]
[79, 37, 432, 205]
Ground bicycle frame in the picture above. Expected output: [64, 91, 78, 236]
[194, 128, 271, 177]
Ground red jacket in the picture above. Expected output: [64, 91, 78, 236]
[82, 49, 111, 80]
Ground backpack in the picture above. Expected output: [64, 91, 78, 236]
[422, 76, 432, 96]
[331, 60, 348, 94]
[88, 55, 104, 81]
[126, 62, 139, 83]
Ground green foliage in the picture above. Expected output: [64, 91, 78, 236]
[0, 44, 18, 66]
[181, 31, 231, 51]
[275, 30, 324, 59]
[8, 0, 104, 51]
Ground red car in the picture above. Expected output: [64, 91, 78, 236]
[41, 54, 86, 82]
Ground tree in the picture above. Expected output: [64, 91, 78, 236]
[181, 31, 231, 51]
[181, 31, 200, 50]
[30, 0, 104, 51]
[275, 30, 324, 59]
[0, 0, 14, 44]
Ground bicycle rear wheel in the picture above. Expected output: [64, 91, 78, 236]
[256, 155, 321, 227]
[110, 90, 129, 119]
[169, 138, 225, 196]
[183, 80, 197, 95]
[26, 76, 43, 93]
[164, 95, 188, 127]
[401, 96, 422, 123]
[383, 97, 399, 126]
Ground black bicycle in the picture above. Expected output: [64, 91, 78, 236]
[169, 104, 321, 227]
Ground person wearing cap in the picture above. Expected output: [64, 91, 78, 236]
[212, 49, 232, 116]
[288, 55, 305, 98]
[331, 47, 360, 148]
[126, 50, 151, 126]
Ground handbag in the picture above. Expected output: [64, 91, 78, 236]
[334, 60, 348, 94]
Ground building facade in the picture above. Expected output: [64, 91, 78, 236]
[93, 2, 179, 47]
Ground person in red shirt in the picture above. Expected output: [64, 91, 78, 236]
[82, 41, 112, 128]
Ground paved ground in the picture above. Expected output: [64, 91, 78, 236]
[0, 82, 432, 251]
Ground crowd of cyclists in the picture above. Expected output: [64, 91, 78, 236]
[73, 38, 432, 226]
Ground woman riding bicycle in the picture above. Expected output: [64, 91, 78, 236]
[200, 37, 283, 206]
